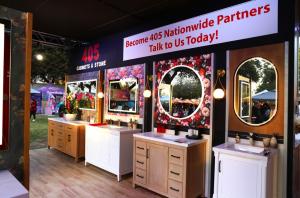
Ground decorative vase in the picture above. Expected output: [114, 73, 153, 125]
[64, 113, 77, 121]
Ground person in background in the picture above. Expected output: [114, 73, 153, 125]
[30, 99, 37, 121]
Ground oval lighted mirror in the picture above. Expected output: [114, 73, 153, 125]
[158, 65, 204, 120]
[234, 57, 277, 126]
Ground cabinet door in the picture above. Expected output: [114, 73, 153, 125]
[147, 143, 168, 194]
[107, 133, 120, 173]
[218, 154, 262, 198]
[65, 129, 77, 157]
[48, 126, 55, 147]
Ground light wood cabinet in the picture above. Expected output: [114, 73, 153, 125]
[48, 118, 86, 162]
[133, 136, 207, 198]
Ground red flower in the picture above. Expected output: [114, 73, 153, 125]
[199, 68, 206, 76]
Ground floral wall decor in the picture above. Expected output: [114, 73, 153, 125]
[104, 64, 145, 122]
[154, 55, 212, 129]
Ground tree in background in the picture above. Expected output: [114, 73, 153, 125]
[256, 67, 276, 92]
[31, 45, 69, 84]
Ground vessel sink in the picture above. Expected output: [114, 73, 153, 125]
[233, 144, 264, 154]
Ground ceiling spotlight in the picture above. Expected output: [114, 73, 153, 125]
[35, 54, 44, 61]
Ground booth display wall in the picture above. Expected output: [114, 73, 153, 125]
[154, 55, 212, 130]
[0, 6, 32, 188]
[67, 1, 296, 197]
[104, 64, 145, 124]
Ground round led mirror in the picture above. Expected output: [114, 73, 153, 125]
[234, 57, 277, 126]
[158, 65, 204, 120]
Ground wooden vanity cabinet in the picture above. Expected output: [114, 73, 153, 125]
[133, 137, 206, 198]
[48, 119, 85, 162]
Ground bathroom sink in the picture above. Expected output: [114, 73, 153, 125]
[106, 125, 122, 129]
[153, 134, 181, 141]
[233, 144, 264, 154]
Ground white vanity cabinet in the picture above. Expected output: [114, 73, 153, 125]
[85, 125, 141, 181]
[213, 143, 277, 198]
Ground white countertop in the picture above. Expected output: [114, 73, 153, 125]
[213, 142, 277, 161]
[0, 170, 28, 198]
[48, 117, 89, 126]
[133, 132, 206, 147]
[86, 124, 141, 135]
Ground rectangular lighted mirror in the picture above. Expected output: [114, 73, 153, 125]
[66, 79, 97, 110]
[108, 78, 138, 114]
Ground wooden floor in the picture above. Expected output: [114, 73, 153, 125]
[30, 148, 162, 198]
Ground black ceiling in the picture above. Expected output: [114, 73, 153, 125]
[0, 0, 247, 42]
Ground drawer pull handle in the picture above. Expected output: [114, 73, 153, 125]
[170, 171, 180, 176]
[136, 174, 144, 179]
[170, 187, 180, 192]
[51, 132, 54, 136]
[137, 146, 145, 150]
[171, 155, 180, 159]
[67, 127, 72, 130]
[136, 160, 144, 165]
[68, 135, 71, 142]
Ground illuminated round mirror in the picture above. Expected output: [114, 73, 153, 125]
[234, 57, 277, 126]
[158, 65, 204, 120]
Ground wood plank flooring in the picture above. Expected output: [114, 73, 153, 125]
[30, 148, 162, 198]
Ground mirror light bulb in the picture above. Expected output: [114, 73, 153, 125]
[213, 88, 225, 99]
[35, 54, 44, 61]
[97, 91, 104, 98]
[143, 89, 151, 98]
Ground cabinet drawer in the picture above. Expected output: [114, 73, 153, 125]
[135, 168, 146, 184]
[169, 148, 184, 166]
[135, 141, 147, 156]
[168, 163, 183, 182]
[135, 155, 146, 170]
[56, 137, 65, 150]
[48, 121, 56, 126]
[168, 179, 183, 198]
[65, 125, 76, 132]
[55, 123, 65, 129]
[56, 129, 64, 137]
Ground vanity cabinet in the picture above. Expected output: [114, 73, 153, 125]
[133, 134, 207, 198]
[213, 143, 278, 198]
[48, 118, 86, 162]
[85, 125, 141, 181]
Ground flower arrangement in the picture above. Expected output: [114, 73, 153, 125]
[76, 92, 95, 109]
[64, 93, 79, 114]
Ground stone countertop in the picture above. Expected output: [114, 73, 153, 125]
[133, 132, 206, 148]
[213, 142, 277, 160]
[86, 124, 141, 135]
[48, 117, 89, 126]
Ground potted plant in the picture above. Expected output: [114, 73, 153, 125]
[64, 93, 79, 121]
